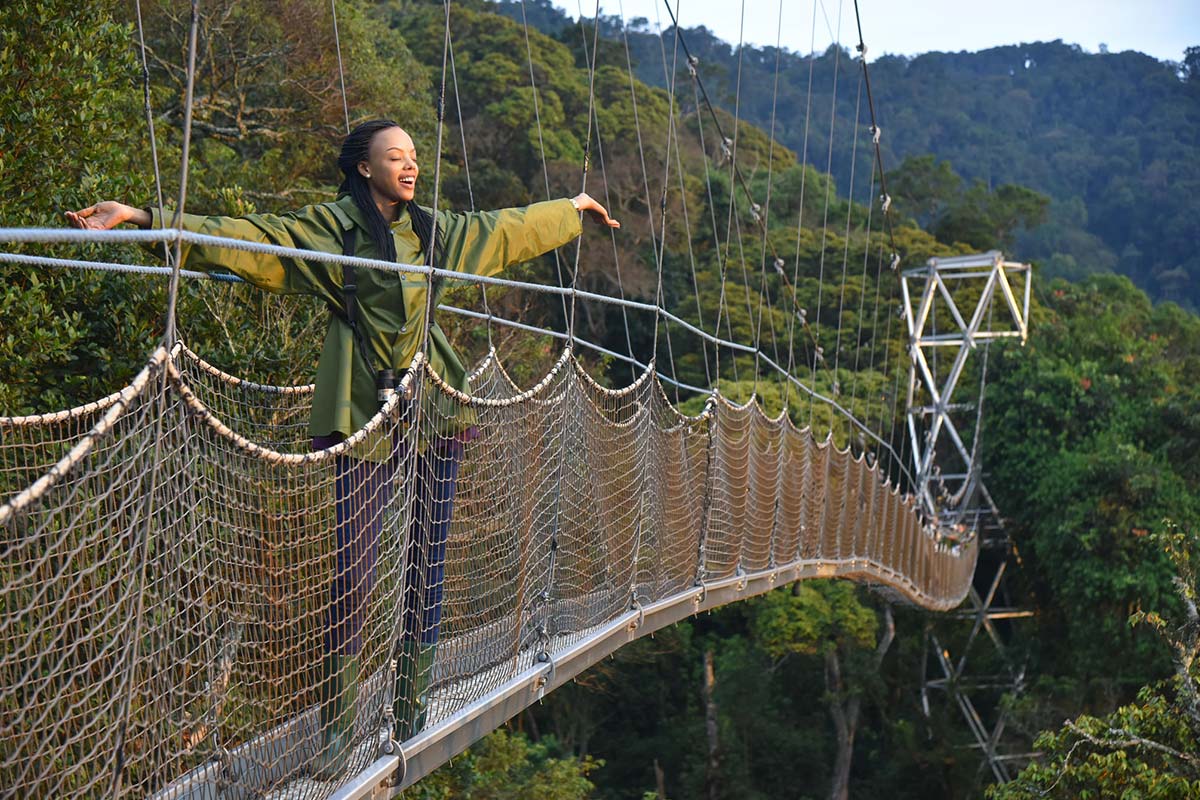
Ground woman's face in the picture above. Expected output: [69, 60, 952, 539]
[359, 126, 419, 206]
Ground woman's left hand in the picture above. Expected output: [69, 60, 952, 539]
[572, 193, 620, 228]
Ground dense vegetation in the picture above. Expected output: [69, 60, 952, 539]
[1, 1, 1198, 798]
[496, 0, 1200, 310]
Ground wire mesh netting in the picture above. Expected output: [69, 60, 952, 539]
[0, 342, 975, 798]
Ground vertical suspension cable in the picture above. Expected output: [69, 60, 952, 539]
[566, 0, 603, 345]
[133, 0, 169, 268]
[330, 0, 350, 135]
[420, 0, 452, 355]
[162, 0, 202, 349]
[113, 2, 201, 793]
[650, 0, 683, 401]
[518, 0, 571, 329]
[748, 0, 787, 403]
[446, 27, 492, 352]
[847, 145, 878, 413]
[809, 0, 844, 430]
[721, 0, 752, 388]
[670, 109, 711, 389]
[784, 0, 819, 411]
[614, 0, 657, 381]
[650, 6, 713, 389]
[758, 0, 786, 405]
[831, 69, 866, 402]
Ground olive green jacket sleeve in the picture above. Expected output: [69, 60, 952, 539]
[146, 205, 343, 302]
[435, 199, 582, 280]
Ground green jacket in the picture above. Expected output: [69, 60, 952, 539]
[150, 195, 581, 438]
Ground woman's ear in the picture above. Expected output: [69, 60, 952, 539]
[357, 161, 370, 179]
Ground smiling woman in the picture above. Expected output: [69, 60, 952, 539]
[66, 118, 620, 779]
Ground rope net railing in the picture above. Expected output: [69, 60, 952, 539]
[1, 338, 975, 798]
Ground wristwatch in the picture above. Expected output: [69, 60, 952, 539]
[569, 196, 581, 211]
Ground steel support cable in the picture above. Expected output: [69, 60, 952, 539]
[637, 0, 711, 389]
[446, 25, 494, 350]
[732, 210, 760, 387]
[668, 108, 711, 387]
[162, 0, 201, 350]
[133, 0, 169, 269]
[687, 71, 737, 386]
[756, 0, 787, 402]
[846, 147, 878, 417]
[418, 0, 452, 356]
[651, 0, 686, 403]
[517, 0, 571, 327]
[582, 0, 639, 380]
[330, 0, 351, 135]
[870, 243, 898, 484]
[652, 0, 735, 390]
[851, 0, 901, 274]
[111, 1, 202, 793]
[831, 69, 866, 389]
[809, 0, 845, 429]
[660, 1, 828, 397]
[721, 0, 747, 373]
[613, 0, 653, 379]
[652, 0, 724, 389]
[784, 0, 820, 409]
[565, 0, 604, 344]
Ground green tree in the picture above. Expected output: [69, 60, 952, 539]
[402, 729, 599, 799]
[989, 524, 1200, 799]
[752, 581, 895, 800]
[0, 0, 159, 413]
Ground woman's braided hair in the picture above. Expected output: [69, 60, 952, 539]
[337, 119, 444, 268]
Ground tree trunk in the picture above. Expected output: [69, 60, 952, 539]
[826, 604, 896, 800]
[654, 757, 667, 800]
[703, 649, 720, 800]
[825, 648, 854, 800]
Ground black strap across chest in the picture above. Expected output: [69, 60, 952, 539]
[329, 226, 378, 372]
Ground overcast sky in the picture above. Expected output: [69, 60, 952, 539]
[546, 0, 1198, 63]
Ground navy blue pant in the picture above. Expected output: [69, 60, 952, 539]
[319, 436, 462, 655]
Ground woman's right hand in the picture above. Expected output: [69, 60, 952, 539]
[65, 201, 150, 230]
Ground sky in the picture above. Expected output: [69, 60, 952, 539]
[545, 0, 1199, 63]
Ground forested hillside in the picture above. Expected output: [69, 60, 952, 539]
[1, 1, 1198, 798]
[494, 0, 1200, 310]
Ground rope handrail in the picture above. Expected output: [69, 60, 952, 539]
[0, 231, 912, 481]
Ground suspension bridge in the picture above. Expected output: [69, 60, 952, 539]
[1, 0, 1032, 797]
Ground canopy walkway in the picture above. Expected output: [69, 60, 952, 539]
[0, 0, 1034, 796]
[1, 332, 976, 798]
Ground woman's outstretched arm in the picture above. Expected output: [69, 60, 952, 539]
[65, 201, 150, 230]
[65, 200, 341, 297]
[571, 193, 620, 229]
[437, 192, 619, 282]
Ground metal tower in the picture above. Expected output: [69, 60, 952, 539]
[902, 251, 1037, 784]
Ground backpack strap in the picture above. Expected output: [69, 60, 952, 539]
[326, 226, 378, 374]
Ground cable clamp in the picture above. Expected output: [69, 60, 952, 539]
[880, 193, 892, 214]
[535, 650, 555, 693]
[750, 202, 762, 223]
[871, 124, 882, 144]
[890, 253, 901, 271]
[381, 736, 409, 787]
[773, 257, 786, 276]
